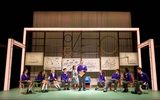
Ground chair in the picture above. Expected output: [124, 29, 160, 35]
[19, 80, 30, 94]
[109, 79, 122, 91]
[85, 76, 91, 89]
[34, 80, 42, 92]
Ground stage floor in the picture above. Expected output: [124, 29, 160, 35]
[0, 88, 160, 100]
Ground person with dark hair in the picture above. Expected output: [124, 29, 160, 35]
[72, 65, 79, 89]
[61, 68, 70, 90]
[35, 70, 48, 92]
[122, 68, 132, 92]
[95, 70, 106, 90]
[131, 67, 149, 94]
[77, 60, 87, 91]
[21, 68, 34, 93]
[103, 69, 120, 92]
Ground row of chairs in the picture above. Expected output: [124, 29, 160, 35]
[19, 76, 91, 94]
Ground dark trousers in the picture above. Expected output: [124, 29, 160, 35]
[62, 80, 70, 89]
[123, 81, 129, 90]
[104, 79, 118, 91]
[98, 82, 105, 87]
[78, 74, 86, 90]
[135, 81, 143, 92]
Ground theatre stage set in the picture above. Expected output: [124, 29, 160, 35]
[1, 28, 159, 100]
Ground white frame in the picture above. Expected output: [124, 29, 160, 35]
[3, 28, 157, 91]
[138, 39, 157, 91]
[4, 39, 25, 91]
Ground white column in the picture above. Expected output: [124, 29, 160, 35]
[20, 29, 27, 78]
[4, 39, 13, 91]
[149, 39, 158, 91]
[137, 29, 142, 68]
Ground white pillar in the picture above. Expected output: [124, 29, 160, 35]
[149, 39, 158, 91]
[4, 39, 13, 91]
[137, 29, 142, 68]
[20, 29, 27, 78]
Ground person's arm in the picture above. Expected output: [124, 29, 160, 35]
[83, 65, 87, 72]
[21, 74, 25, 81]
[54, 74, 57, 80]
[144, 73, 150, 83]
[67, 73, 70, 81]
[77, 65, 80, 73]
[61, 73, 64, 81]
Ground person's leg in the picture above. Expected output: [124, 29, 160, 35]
[78, 76, 82, 91]
[136, 81, 143, 94]
[122, 81, 128, 92]
[114, 80, 118, 91]
[61, 80, 65, 90]
[28, 80, 34, 93]
[104, 80, 112, 92]
[82, 75, 86, 90]
[95, 82, 100, 90]
[67, 81, 70, 90]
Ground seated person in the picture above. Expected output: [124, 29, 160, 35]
[21, 68, 34, 93]
[35, 70, 48, 92]
[95, 70, 106, 90]
[122, 68, 132, 92]
[48, 69, 61, 90]
[131, 67, 149, 94]
[103, 69, 120, 92]
[61, 68, 70, 90]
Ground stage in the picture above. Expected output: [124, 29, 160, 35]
[0, 88, 160, 100]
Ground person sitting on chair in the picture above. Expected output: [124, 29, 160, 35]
[95, 70, 106, 90]
[131, 67, 149, 95]
[21, 68, 34, 93]
[61, 68, 70, 90]
[48, 69, 61, 90]
[35, 70, 48, 92]
[103, 69, 120, 92]
[122, 68, 132, 92]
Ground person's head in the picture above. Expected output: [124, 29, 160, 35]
[23, 69, 28, 74]
[38, 71, 43, 76]
[42, 70, 46, 75]
[137, 67, 142, 74]
[80, 60, 83, 65]
[124, 68, 129, 73]
[73, 65, 77, 70]
[63, 68, 67, 73]
[115, 69, 120, 74]
[51, 68, 55, 73]
[99, 70, 103, 74]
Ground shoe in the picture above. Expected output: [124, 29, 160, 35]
[67, 88, 70, 90]
[123, 89, 128, 92]
[41, 90, 45, 93]
[83, 89, 86, 91]
[103, 89, 107, 92]
[95, 87, 98, 90]
[114, 90, 117, 92]
[137, 91, 142, 95]
[29, 90, 33, 93]
[78, 88, 81, 91]
[45, 90, 48, 92]
[58, 88, 61, 91]
[131, 91, 137, 94]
